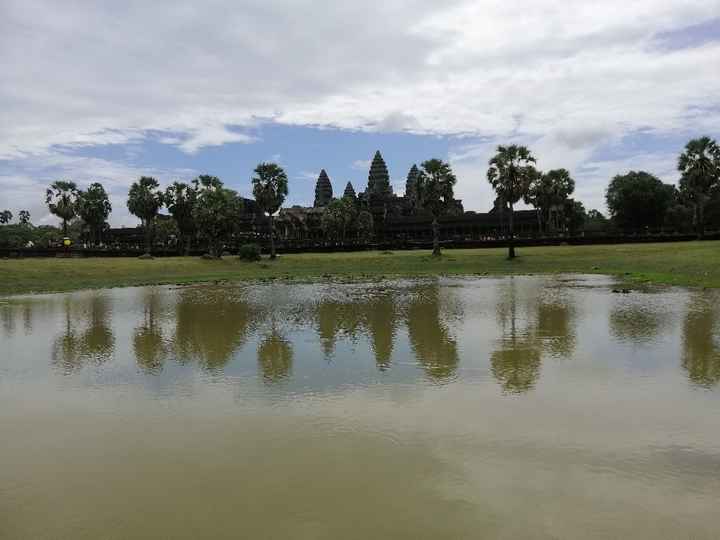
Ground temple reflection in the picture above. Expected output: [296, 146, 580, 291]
[314, 288, 397, 370]
[682, 293, 720, 388]
[173, 287, 258, 371]
[406, 285, 459, 383]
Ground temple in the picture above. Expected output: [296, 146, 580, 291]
[270, 150, 538, 246]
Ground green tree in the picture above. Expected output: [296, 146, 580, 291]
[45, 180, 79, 235]
[564, 199, 586, 235]
[355, 210, 374, 243]
[606, 171, 674, 231]
[678, 136, 720, 238]
[77, 182, 112, 245]
[321, 197, 357, 243]
[18, 210, 31, 226]
[192, 175, 243, 258]
[415, 158, 457, 257]
[487, 145, 538, 259]
[252, 162, 289, 260]
[0, 210, 12, 224]
[525, 168, 575, 233]
[584, 209, 609, 233]
[164, 181, 198, 255]
[127, 176, 164, 256]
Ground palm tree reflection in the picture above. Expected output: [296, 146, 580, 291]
[682, 293, 720, 388]
[406, 285, 459, 383]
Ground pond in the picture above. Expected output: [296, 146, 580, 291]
[1, 275, 719, 539]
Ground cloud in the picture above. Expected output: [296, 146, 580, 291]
[1, 0, 719, 216]
[1, 153, 197, 227]
[351, 159, 372, 171]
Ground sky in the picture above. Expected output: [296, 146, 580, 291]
[1, 0, 719, 226]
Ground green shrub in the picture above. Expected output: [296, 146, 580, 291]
[239, 243, 262, 261]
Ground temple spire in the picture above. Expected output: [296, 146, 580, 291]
[367, 151, 392, 198]
[343, 181, 356, 201]
[405, 164, 419, 200]
[314, 169, 333, 207]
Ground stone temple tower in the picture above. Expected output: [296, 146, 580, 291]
[367, 151, 392, 198]
[314, 169, 333, 207]
[343, 181, 356, 201]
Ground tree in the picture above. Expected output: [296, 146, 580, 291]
[487, 145, 538, 259]
[525, 168, 575, 233]
[321, 198, 357, 243]
[564, 199, 586, 235]
[252, 162, 288, 260]
[164, 181, 198, 255]
[356, 210, 374, 243]
[46, 180, 79, 235]
[606, 171, 674, 231]
[127, 176, 164, 256]
[192, 175, 243, 258]
[77, 183, 112, 245]
[584, 209, 609, 233]
[18, 210, 31, 226]
[0, 210, 12, 224]
[678, 136, 720, 238]
[415, 159, 457, 257]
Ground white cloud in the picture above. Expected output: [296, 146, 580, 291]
[1, 154, 197, 227]
[1, 0, 719, 214]
[351, 160, 372, 171]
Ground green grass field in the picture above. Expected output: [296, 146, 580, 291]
[2, 241, 719, 296]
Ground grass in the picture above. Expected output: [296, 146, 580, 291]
[2, 241, 720, 296]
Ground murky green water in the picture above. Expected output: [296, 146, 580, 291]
[2, 275, 719, 539]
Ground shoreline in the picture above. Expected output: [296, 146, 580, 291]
[2, 241, 719, 297]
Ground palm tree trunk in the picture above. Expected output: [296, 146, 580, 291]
[144, 220, 152, 255]
[269, 215, 276, 259]
[432, 217, 441, 257]
[508, 203, 516, 259]
[698, 199, 705, 239]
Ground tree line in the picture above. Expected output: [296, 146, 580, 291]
[1, 136, 718, 259]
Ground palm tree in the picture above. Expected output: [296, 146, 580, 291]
[525, 169, 575, 234]
[415, 158, 457, 257]
[487, 145, 538, 259]
[77, 183, 112, 245]
[252, 162, 288, 259]
[164, 181, 198, 255]
[678, 136, 720, 239]
[127, 176, 164, 256]
[18, 210, 31, 226]
[46, 180, 79, 235]
[0, 210, 12, 224]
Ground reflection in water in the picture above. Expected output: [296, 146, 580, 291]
[314, 288, 397, 370]
[682, 293, 720, 388]
[5, 278, 720, 539]
[52, 294, 115, 374]
[257, 327, 293, 384]
[133, 289, 166, 374]
[491, 279, 542, 394]
[610, 297, 670, 344]
[406, 286, 459, 383]
[536, 294, 576, 358]
[173, 287, 257, 372]
[365, 292, 397, 371]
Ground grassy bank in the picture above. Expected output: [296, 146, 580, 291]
[2, 241, 719, 296]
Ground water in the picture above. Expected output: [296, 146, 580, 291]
[1, 275, 719, 539]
